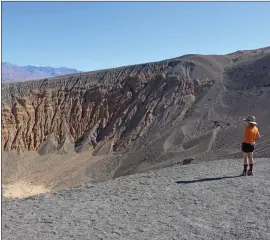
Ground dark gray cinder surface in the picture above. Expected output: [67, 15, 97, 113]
[2, 158, 270, 240]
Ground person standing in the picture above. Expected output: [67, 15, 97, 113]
[241, 116, 260, 176]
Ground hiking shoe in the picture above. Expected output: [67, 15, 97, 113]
[247, 170, 253, 176]
[240, 171, 247, 176]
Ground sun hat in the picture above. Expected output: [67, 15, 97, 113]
[243, 115, 257, 125]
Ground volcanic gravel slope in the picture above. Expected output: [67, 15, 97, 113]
[2, 46, 270, 196]
[2, 158, 270, 240]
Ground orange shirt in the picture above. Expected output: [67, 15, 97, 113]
[243, 125, 260, 144]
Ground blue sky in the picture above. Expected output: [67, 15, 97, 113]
[2, 2, 270, 71]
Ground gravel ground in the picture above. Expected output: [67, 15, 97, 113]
[2, 158, 270, 240]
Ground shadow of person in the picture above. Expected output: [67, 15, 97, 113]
[175, 175, 242, 184]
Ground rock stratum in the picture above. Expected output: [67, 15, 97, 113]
[2, 46, 270, 194]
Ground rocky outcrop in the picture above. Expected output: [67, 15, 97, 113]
[2, 47, 270, 194]
[2, 56, 225, 154]
[2, 47, 270, 157]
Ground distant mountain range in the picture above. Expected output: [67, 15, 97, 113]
[1, 62, 82, 83]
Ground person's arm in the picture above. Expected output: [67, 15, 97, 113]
[256, 130, 261, 139]
[244, 127, 248, 139]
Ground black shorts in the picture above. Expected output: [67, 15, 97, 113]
[242, 142, 255, 153]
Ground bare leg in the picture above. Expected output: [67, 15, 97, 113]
[247, 152, 254, 175]
[243, 153, 248, 165]
[247, 152, 254, 165]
